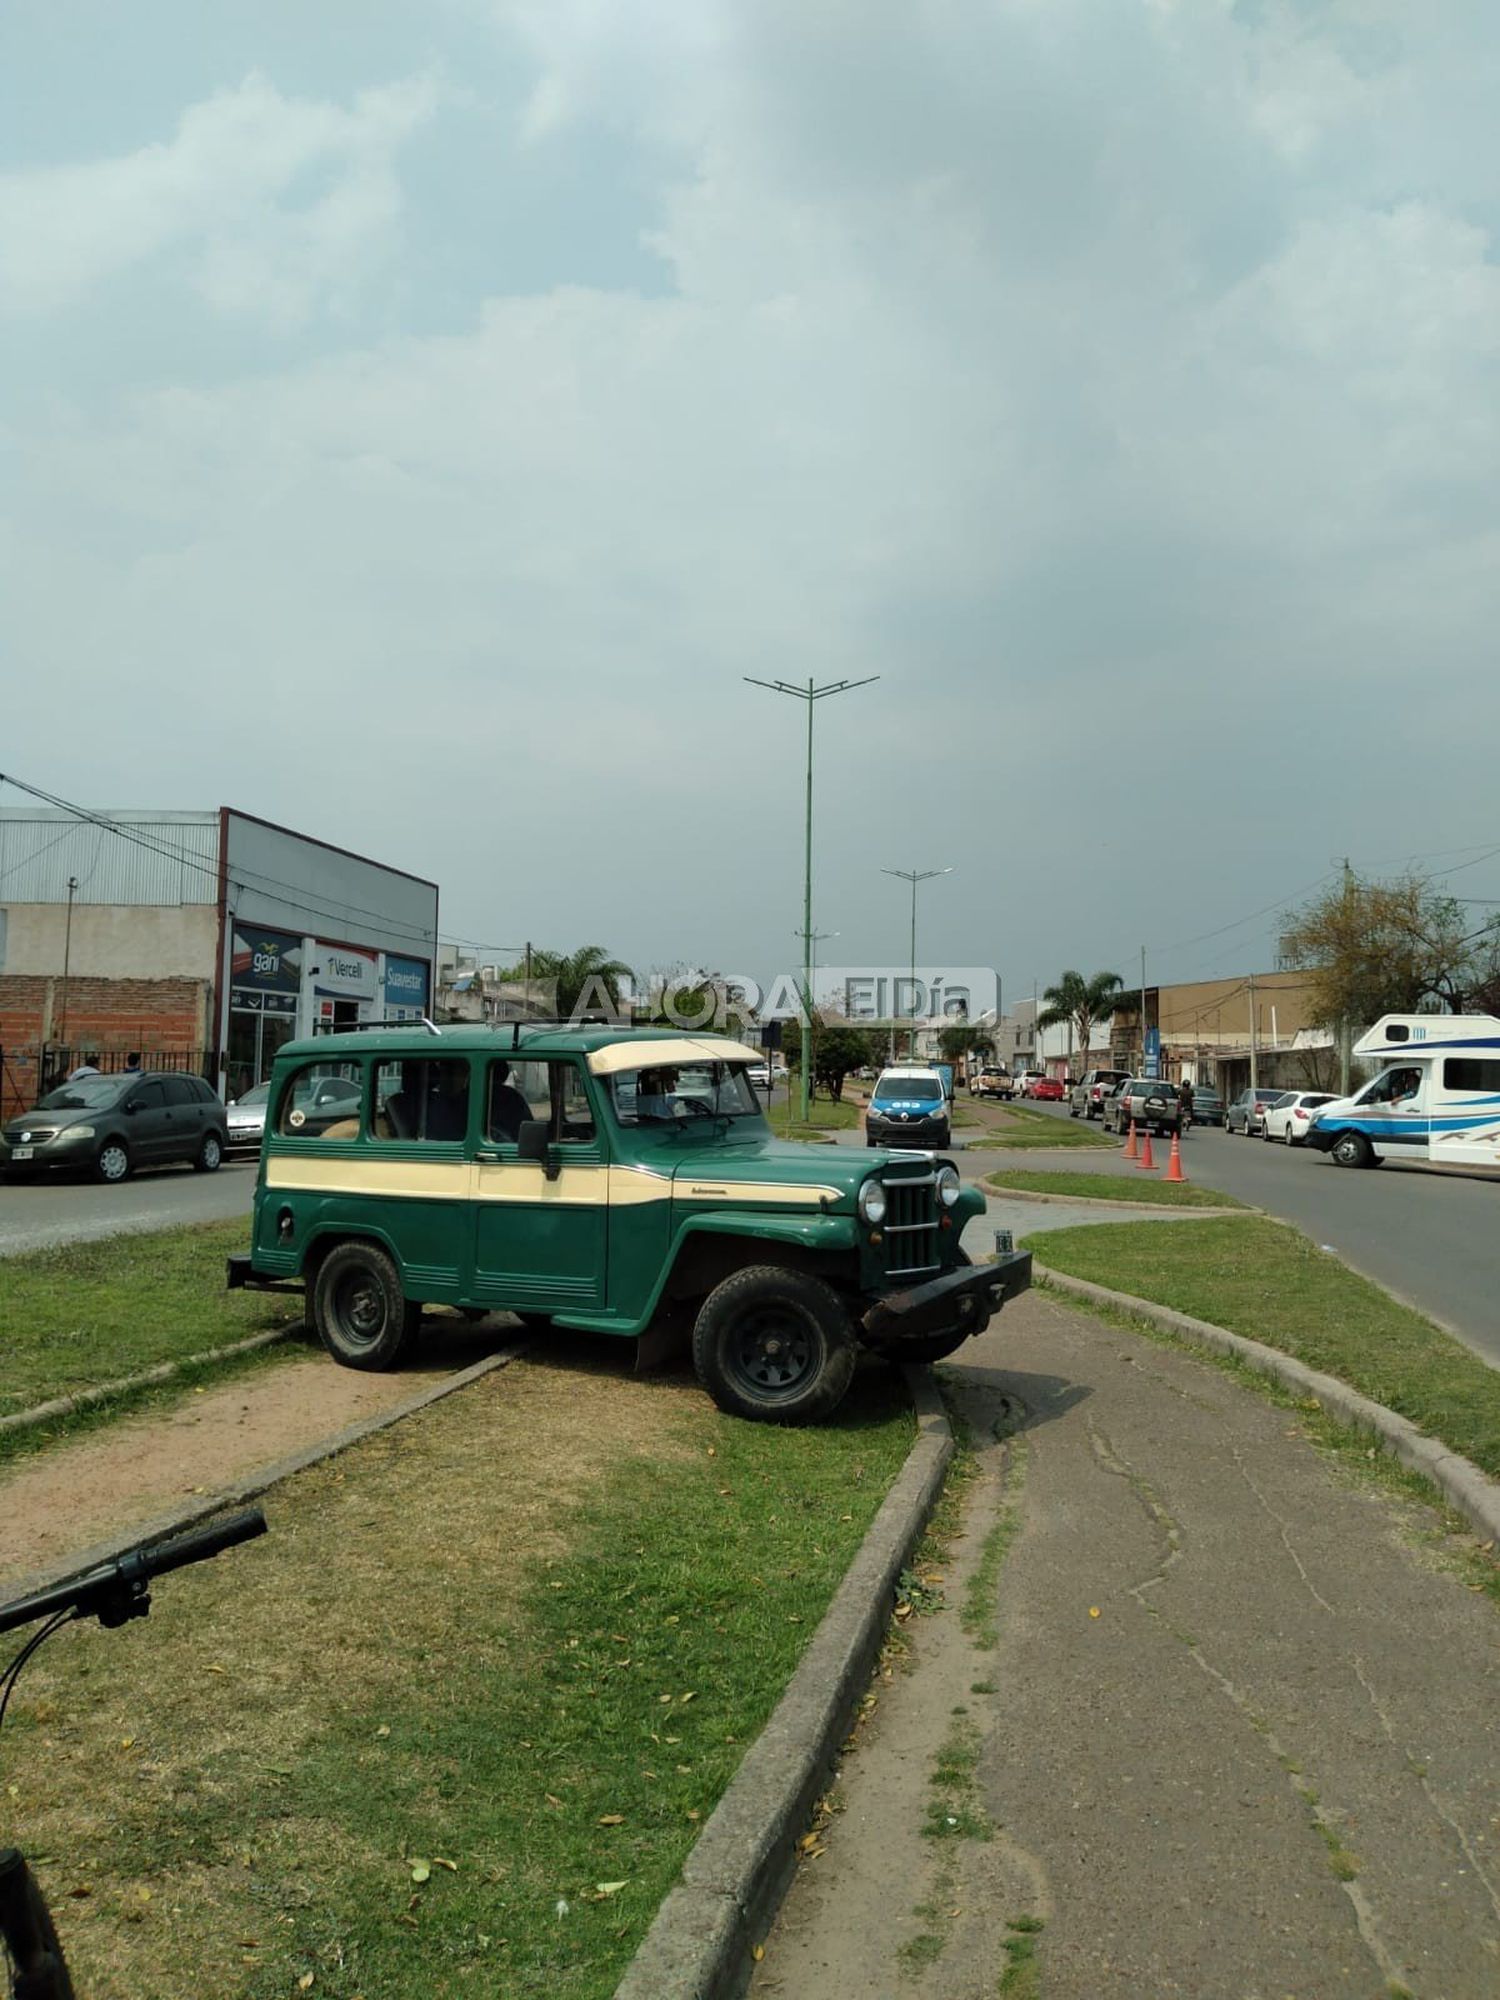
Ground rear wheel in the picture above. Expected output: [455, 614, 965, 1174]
[1330, 1130, 1374, 1170]
[1284, 1126, 1295, 1146]
[313, 1241, 420, 1370]
[692, 1266, 857, 1424]
[194, 1131, 223, 1173]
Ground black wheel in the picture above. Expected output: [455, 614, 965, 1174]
[94, 1138, 131, 1183]
[692, 1266, 857, 1424]
[194, 1131, 224, 1173]
[0, 1846, 75, 2000]
[312, 1241, 420, 1370]
[1330, 1130, 1374, 1170]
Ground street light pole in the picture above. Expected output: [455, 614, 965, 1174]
[58, 874, 79, 1052]
[747, 675, 877, 1124]
[881, 866, 953, 1061]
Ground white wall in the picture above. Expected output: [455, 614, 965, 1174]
[0, 903, 217, 978]
[224, 811, 438, 961]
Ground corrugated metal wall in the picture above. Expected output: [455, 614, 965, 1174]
[0, 811, 219, 906]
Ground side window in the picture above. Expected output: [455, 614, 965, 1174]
[129, 1080, 167, 1113]
[486, 1060, 596, 1144]
[164, 1077, 199, 1108]
[373, 1058, 470, 1142]
[1444, 1058, 1500, 1093]
[278, 1061, 363, 1139]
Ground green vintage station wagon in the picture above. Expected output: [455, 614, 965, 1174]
[228, 1024, 1031, 1423]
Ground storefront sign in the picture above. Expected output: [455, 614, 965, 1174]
[232, 925, 303, 994]
[383, 956, 430, 1012]
[312, 943, 380, 1001]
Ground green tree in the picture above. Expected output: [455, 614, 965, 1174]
[1037, 970, 1124, 1070]
[1280, 873, 1500, 1025]
[814, 1024, 883, 1102]
[519, 944, 634, 1019]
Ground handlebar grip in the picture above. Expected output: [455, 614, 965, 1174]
[115, 1507, 267, 1589]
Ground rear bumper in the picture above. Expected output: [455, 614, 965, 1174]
[226, 1253, 305, 1297]
[861, 1250, 1032, 1347]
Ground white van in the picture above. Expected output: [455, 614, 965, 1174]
[1306, 1014, 1500, 1172]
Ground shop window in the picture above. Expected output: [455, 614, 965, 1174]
[373, 1058, 471, 1142]
[278, 1061, 363, 1139]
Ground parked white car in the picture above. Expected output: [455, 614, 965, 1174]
[1261, 1090, 1338, 1146]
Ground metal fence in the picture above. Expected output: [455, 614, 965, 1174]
[0, 1046, 217, 1120]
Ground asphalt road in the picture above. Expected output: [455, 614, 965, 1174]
[1011, 1102, 1500, 1369]
[0, 1157, 256, 1255]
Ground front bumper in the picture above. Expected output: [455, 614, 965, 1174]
[1303, 1125, 1337, 1153]
[861, 1250, 1032, 1347]
[868, 1116, 949, 1144]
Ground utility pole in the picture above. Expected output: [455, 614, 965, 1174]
[747, 675, 877, 1123]
[882, 866, 952, 1061]
[1248, 970, 1258, 1091]
[1339, 856, 1353, 1094]
[58, 875, 79, 1050]
[1140, 944, 1148, 1075]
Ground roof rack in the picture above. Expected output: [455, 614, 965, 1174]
[314, 1016, 443, 1037]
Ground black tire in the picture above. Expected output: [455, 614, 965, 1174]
[194, 1131, 224, 1173]
[94, 1138, 131, 1184]
[692, 1266, 857, 1424]
[0, 1846, 75, 2000]
[1330, 1130, 1374, 1170]
[312, 1241, 420, 1370]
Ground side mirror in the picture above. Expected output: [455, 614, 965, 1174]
[517, 1119, 558, 1180]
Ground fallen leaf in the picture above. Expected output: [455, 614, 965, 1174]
[1089, 1607, 1101, 1619]
[595, 1881, 627, 1896]
[410, 1861, 431, 1883]
[204, 1664, 227, 1676]
[298, 1977, 315, 1992]
[376, 1725, 391, 1738]
[597, 1814, 625, 1826]
[752, 1944, 766, 1962]
[545, 1794, 564, 1810]
[433, 1857, 458, 1872]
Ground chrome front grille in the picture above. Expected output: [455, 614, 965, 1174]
[881, 1172, 941, 1278]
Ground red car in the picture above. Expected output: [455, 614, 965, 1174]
[1029, 1076, 1066, 1101]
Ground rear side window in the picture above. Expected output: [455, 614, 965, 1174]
[373, 1059, 471, 1142]
[164, 1076, 199, 1107]
[1443, 1058, 1500, 1094]
[278, 1062, 363, 1139]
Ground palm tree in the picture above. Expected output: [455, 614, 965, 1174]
[524, 944, 634, 1019]
[1037, 970, 1124, 1072]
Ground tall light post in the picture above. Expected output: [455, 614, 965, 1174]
[58, 875, 79, 1052]
[882, 866, 953, 1060]
[747, 675, 877, 1123]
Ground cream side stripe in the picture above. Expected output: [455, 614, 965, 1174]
[267, 1156, 472, 1200]
[473, 1164, 608, 1206]
[586, 1037, 762, 1077]
[680, 1182, 841, 1204]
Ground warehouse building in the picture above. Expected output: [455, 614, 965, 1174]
[0, 806, 438, 1113]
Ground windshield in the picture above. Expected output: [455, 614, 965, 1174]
[236, 1083, 271, 1107]
[610, 1062, 762, 1125]
[877, 1076, 942, 1101]
[39, 1075, 128, 1111]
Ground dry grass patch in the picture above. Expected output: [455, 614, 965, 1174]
[5, 1338, 912, 1999]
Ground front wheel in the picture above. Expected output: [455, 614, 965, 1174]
[692, 1266, 857, 1424]
[95, 1139, 131, 1184]
[1330, 1130, 1374, 1169]
[312, 1241, 420, 1370]
[0, 1847, 75, 2000]
[194, 1132, 223, 1173]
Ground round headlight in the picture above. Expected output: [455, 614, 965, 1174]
[858, 1179, 888, 1226]
[936, 1165, 962, 1207]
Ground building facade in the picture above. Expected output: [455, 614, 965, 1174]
[0, 807, 438, 1111]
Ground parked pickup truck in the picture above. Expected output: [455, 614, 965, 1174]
[1069, 1068, 1128, 1121]
[969, 1065, 1011, 1099]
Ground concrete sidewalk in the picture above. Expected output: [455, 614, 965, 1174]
[752, 1289, 1500, 1999]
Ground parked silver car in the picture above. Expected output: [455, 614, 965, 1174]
[1225, 1085, 1288, 1136]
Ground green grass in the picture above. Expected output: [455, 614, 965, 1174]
[1030, 1217, 1500, 1481]
[767, 1094, 861, 1139]
[8, 1351, 914, 2000]
[979, 1106, 1114, 1150]
[984, 1169, 1243, 1208]
[0, 1219, 303, 1421]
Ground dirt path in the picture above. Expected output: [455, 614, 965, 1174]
[0, 1320, 508, 1586]
[752, 1290, 1500, 1999]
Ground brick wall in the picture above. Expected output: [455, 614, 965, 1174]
[0, 974, 211, 1056]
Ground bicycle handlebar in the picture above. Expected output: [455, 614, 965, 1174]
[0, 1509, 267, 1637]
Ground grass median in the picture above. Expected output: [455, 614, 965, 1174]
[984, 1170, 1243, 1209]
[768, 1094, 861, 1140]
[981, 1108, 1114, 1151]
[0, 1219, 303, 1428]
[6, 1346, 914, 2000]
[1030, 1216, 1500, 1480]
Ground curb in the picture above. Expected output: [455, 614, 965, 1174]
[1, 1341, 527, 1605]
[614, 1370, 954, 2000]
[0, 1323, 303, 1440]
[1036, 1266, 1500, 1545]
[980, 1180, 1254, 1218]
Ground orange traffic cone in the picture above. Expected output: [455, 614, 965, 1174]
[1137, 1126, 1156, 1170]
[1123, 1118, 1138, 1160]
[1164, 1131, 1186, 1183]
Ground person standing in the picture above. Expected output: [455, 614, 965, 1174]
[67, 1052, 101, 1082]
[1178, 1076, 1194, 1136]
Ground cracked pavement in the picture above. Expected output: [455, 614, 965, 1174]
[752, 1289, 1500, 2000]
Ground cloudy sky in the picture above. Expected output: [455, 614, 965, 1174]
[3, 0, 1498, 1000]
